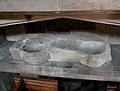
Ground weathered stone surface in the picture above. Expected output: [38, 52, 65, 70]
[10, 34, 111, 67]
[59, 0, 120, 11]
[20, 50, 50, 64]
[0, 0, 58, 12]
[0, 0, 120, 11]
[49, 48, 77, 62]
[10, 34, 53, 64]
[23, 38, 50, 52]
[76, 44, 111, 67]
[0, 41, 120, 82]
[79, 41, 105, 54]
[49, 37, 78, 62]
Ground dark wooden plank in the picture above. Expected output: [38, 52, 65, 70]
[12, 78, 26, 91]
[14, 76, 58, 91]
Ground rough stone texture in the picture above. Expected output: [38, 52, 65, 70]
[0, 0, 120, 11]
[20, 50, 50, 64]
[10, 34, 111, 67]
[0, 41, 120, 82]
[76, 44, 111, 67]
[59, 0, 120, 11]
[78, 41, 105, 54]
[0, 0, 57, 12]
[10, 34, 53, 64]
[0, 72, 14, 91]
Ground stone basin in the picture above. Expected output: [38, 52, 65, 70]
[79, 41, 105, 54]
[10, 34, 112, 67]
[23, 38, 50, 52]
[10, 35, 52, 64]
[20, 50, 50, 64]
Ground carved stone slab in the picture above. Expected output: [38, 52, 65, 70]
[10, 34, 112, 67]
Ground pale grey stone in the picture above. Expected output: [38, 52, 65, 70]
[10, 48, 21, 60]
[0, 41, 120, 82]
[21, 50, 50, 64]
[10, 34, 112, 67]
[49, 37, 81, 62]
[79, 41, 105, 54]
[76, 44, 111, 67]
[0, 0, 120, 12]
[23, 38, 50, 52]
[49, 47, 77, 62]
[10, 41, 50, 64]
[10, 34, 54, 64]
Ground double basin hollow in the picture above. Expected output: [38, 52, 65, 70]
[10, 34, 111, 67]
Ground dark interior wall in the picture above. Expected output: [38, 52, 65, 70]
[4, 18, 120, 44]
[0, 27, 7, 44]
[25, 18, 96, 34]
[95, 24, 120, 44]
[2, 18, 120, 37]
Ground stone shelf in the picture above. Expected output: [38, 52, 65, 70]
[0, 18, 120, 28]
[0, 20, 28, 27]
[0, 41, 120, 82]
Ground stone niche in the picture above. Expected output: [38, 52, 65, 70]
[10, 33, 111, 67]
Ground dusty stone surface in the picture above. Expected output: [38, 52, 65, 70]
[0, 0, 120, 11]
[23, 38, 50, 52]
[10, 34, 111, 67]
[0, 41, 120, 82]
[78, 41, 105, 54]
[10, 34, 53, 64]
[76, 44, 111, 67]
[49, 37, 77, 62]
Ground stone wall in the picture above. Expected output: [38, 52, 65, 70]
[0, 0, 120, 11]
